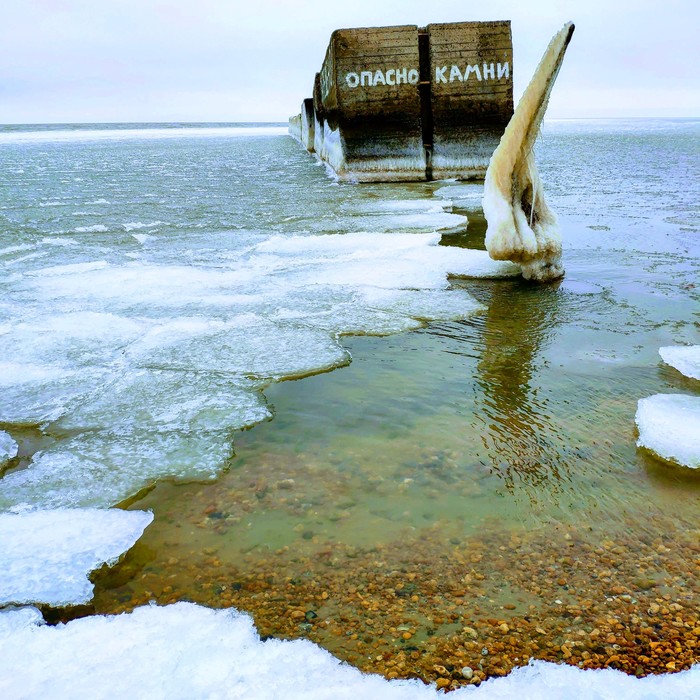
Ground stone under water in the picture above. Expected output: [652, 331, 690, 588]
[483, 23, 575, 282]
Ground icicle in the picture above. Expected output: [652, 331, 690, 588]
[483, 23, 575, 282]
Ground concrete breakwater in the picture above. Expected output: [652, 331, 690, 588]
[289, 21, 514, 182]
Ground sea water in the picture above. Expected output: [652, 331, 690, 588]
[0, 119, 699, 696]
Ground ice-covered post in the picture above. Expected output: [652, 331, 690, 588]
[483, 22, 575, 282]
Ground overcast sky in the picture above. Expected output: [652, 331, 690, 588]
[1, 0, 698, 123]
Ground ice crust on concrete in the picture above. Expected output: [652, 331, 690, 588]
[1, 602, 698, 700]
[659, 345, 700, 380]
[0, 509, 153, 606]
[636, 394, 700, 468]
[0, 431, 18, 463]
[1, 228, 517, 512]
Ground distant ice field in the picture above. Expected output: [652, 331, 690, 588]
[0, 125, 288, 144]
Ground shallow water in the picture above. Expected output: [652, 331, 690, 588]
[2, 119, 699, 682]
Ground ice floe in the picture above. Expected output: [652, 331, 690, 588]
[0, 602, 698, 699]
[0, 431, 18, 464]
[636, 394, 700, 468]
[659, 345, 700, 380]
[0, 509, 153, 606]
[0, 431, 237, 511]
[0, 363, 112, 425]
[433, 184, 484, 205]
[0, 230, 517, 512]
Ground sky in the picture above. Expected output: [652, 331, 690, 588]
[1, 0, 698, 123]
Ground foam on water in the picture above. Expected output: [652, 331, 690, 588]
[0, 602, 697, 699]
[0, 509, 153, 606]
[659, 345, 700, 380]
[636, 394, 700, 468]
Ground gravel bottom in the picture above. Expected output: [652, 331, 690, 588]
[64, 490, 699, 691]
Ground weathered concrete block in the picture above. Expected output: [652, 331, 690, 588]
[293, 21, 514, 182]
[288, 113, 302, 143]
[319, 25, 425, 181]
[428, 21, 513, 180]
[300, 98, 315, 152]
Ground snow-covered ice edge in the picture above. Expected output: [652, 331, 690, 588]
[1, 602, 698, 700]
[0, 509, 153, 606]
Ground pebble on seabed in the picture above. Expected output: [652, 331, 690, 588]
[82, 508, 700, 691]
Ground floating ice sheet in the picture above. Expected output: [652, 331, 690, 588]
[0, 363, 112, 425]
[1, 230, 518, 512]
[54, 370, 270, 434]
[636, 394, 700, 468]
[126, 315, 350, 378]
[0, 602, 698, 699]
[659, 345, 700, 380]
[253, 233, 519, 289]
[353, 199, 453, 214]
[0, 431, 235, 510]
[433, 184, 485, 205]
[0, 431, 18, 463]
[0, 312, 147, 368]
[0, 509, 153, 606]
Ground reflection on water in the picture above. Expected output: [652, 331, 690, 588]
[460, 280, 565, 495]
